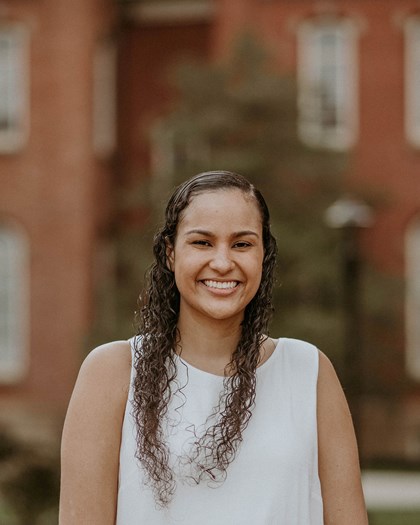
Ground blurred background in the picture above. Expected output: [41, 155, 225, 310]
[0, 0, 419, 523]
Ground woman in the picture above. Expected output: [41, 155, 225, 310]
[60, 171, 368, 524]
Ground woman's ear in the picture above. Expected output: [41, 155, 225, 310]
[165, 240, 174, 271]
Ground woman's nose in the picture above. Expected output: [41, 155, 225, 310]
[208, 248, 235, 273]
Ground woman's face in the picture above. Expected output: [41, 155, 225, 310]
[167, 188, 264, 327]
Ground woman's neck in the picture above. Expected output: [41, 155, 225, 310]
[176, 315, 242, 376]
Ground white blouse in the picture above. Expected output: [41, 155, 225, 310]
[116, 337, 323, 525]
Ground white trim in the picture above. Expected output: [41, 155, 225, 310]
[406, 217, 420, 381]
[362, 471, 420, 509]
[0, 24, 30, 153]
[404, 17, 420, 148]
[123, 1, 215, 25]
[0, 221, 30, 384]
[297, 17, 359, 151]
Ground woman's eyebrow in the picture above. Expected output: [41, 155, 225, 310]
[184, 229, 259, 238]
[232, 230, 260, 238]
[184, 229, 214, 237]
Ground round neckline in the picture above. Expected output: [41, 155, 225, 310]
[174, 338, 283, 379]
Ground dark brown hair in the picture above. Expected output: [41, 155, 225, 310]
[133, 171, 277, 506]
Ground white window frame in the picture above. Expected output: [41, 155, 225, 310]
[0, 222, 30, 384]
[406, 217, 420, 381]
[0, 24, 30, 153]
[404, 17, 420, 148]
[297, 17, 359, 151]
[93, 39, 117, 157]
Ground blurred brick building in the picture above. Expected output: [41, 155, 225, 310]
[1, 0, 420, 464]
[118, 0, 420, 464]
[0, 0, 116, 438]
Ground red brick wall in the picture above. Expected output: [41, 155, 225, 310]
[213, 0, 420, 275]
[3, 0, 417, 434]
[0, 0, 115, 418]
[118, 21, 212, 181]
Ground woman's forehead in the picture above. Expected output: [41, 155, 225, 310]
[182, 188, 259, 217]
[177, 189, 260, 228]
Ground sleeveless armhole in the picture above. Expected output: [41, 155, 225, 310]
[277, 339, 323, 515]
[117, 337, 140, 494]
[312, 348, 323, 505]
[127, 336, 138, 389]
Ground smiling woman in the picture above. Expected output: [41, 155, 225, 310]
[59, 171, 368, 525]
[167, 189, 264, 329]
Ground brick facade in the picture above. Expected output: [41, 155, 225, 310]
[213, 0, 420, 273]
[1, 0, 419, 460]
[116, 0, 420, 462]
[0, 0, 115, 434]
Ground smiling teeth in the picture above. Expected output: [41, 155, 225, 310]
[203, 280, 238, 289]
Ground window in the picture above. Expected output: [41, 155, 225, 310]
[93, 39, 117, 157]
[0, 222, 29, 383]
[406, 217, 420, 381]
[297, 17, 358, 150]
[0, 24, 29, 153]
[404, 17, 420, 148]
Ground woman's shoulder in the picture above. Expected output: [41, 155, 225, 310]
[75, 340, 132, 404]
[83, 340, 132, 372]
[60, 340, 133, 522]
[277, 337, 318, 351]
[63, 341, 132, 443]
[270, 340, 343, 401]
[316, 350, 368, 522]
[317, 349, 344, 398]
[259, 337, 320, 379]
[273, 337, 320, 363]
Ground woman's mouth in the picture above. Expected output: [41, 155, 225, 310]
[202, 280, 239, 290]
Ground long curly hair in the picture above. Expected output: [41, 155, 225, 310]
[133, 171, 277, 507]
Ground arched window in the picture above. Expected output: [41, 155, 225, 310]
[297, 16, 359, 151]
[404, 16, 420, 148]
[0, 24, 30, 153]
[0, 222, 29, 383]
[406, 217, 420, 380]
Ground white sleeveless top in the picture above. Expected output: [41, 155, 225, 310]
[116, 337, 323, 524]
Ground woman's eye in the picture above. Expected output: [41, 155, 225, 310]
[234, 241, 251, 248]
[192, 240, 211, 246]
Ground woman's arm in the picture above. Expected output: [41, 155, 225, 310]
[317, 351, 368, 525]
[59, 341, 131, 524]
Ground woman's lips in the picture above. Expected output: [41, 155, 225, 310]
[202, 280, 239, 290]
